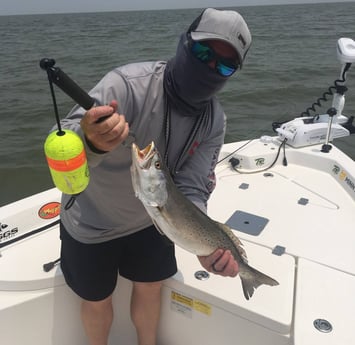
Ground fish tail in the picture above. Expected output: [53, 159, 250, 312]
[240, 266, 279, 300]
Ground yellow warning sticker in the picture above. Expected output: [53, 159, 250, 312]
[171, 291, 212, 317]
[171, 291, 193, 307]
[193, 300, 212, 316]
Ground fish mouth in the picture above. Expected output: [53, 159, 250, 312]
[132, 142, 156, 169]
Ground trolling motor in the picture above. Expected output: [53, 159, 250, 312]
[275, 37, 355, 150]
[40, 58, 96, 194]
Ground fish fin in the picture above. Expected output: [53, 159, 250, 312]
[215, 221, 248, 263]
[240, 266, 279, 300]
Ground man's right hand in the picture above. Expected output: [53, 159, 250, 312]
[198, 249, 239, 277]
[80, 100, 129, 152]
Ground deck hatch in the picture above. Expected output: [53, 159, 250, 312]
[226, 210, 269, 236]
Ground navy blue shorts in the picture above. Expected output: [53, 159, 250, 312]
[60, 222, 177, 301]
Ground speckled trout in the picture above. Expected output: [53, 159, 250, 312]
[131, 142, 279, 300]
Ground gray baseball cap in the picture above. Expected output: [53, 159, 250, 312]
[188, 8, 252, 68]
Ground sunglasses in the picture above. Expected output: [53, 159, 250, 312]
[190, 41, 239, 77]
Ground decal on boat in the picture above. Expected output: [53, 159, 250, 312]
[332, 165, 355, 193]
[0, 222, 19, 242]
[332, 165, 340, 174]
[255, 157, 265, 166]
[170, 290, 212, 317]
[38, 202, 61, 219]
[344, 176, 355, 192]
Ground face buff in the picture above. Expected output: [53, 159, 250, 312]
[163, 33, 229, 117]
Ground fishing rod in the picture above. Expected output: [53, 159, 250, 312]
[40, 58, 96, 195]
[40, 58, 95, 111]
[40, 58, 135, 196]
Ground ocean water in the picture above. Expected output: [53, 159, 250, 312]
[1, 2, 355, 206]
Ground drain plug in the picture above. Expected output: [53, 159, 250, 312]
[194, 270, 210, 281]
[313, 319, 333, 333]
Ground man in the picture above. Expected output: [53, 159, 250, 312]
[59, 8, 251, 345]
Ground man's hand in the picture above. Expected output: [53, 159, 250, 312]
[198, 249, 239, 277]
[80, 100, 129, 152]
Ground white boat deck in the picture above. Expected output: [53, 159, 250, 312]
[0, 139, 354, 345]
[211, 140, 355, 274]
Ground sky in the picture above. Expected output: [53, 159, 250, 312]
[1, 0, 354, 16]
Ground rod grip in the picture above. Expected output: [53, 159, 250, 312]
[48, 67, 95, 110]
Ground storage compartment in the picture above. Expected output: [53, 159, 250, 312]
[294, 259, 355, 345]
[158, 240, 295, 345]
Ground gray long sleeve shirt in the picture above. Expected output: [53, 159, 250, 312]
[60, 61, 226, 243]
